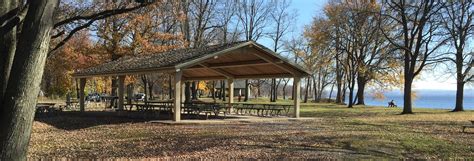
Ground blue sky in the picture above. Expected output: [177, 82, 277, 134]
[257, 0, 465, 91]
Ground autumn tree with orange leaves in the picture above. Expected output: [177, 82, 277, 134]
[78, 1, 186, 101]
[43, 31, 99, 97]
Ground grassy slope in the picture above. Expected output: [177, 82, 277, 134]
[28, 102, 474, 159]
[301, 103, 473, 159]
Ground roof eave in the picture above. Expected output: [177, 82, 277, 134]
[174, 41, 253, 70]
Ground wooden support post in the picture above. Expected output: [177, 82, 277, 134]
[174, 70, 183, 122]
[126, 84, 133, 105]
[228, 79, 234, 113]
[79, 78, 86, 112]
[118, 75, 125, 111]
[181, 81, 185, 104]
[293, 77, 301, 118]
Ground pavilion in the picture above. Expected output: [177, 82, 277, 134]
[73, 41, 310, 122]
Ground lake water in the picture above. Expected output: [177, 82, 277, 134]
[344, 89, 474, 110]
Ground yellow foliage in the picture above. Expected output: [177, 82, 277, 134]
[197, 81, 208, 92]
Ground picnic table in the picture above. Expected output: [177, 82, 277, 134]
[125, 101, 174, 118]
[125, 100, 174, 111]
[233, 103, 293, 117]
[183, 102, 227, 119]
[36, 103, 61, 113]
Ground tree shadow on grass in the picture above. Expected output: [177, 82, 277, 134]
[35, 111, 239, 131]
[236, 134, 399, 159]
[34, 111, 151, 130]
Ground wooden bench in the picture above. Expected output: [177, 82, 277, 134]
[462, 121, 474, 133]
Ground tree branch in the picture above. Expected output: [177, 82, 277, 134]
[49, 2, 154, 56]
[53, 3, 151, 29]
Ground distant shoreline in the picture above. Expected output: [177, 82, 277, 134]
[363, 105, 474, 111]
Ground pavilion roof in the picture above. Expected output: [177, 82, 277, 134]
[73, 41, 309, 79]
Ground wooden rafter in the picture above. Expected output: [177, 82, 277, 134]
[251, 49, 301, 77]
[199, 63, 235, 79]
[208, 59, 269, 68]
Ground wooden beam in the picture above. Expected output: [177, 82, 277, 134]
[72, 67, 175, 78]
[174, 70, 182, 122]
[228, 79, 234, 113]
[251, 50, 301, 77]
[79, 78, 86, 112]
[199, 63, 234, 79]
[186, 60, 284, 71]
[293, 77, 301, 118]
[234, 73, 293, 79]
[183, 73, 293, 81]
[117, 75, 125, 111]
[207, 59, 270, 68]
[183, 76, 227, 81]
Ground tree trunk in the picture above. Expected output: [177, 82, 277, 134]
[185, 82, 191, 103]
[269, 79, 273, 102]
[217, 82, 221, 99]
[211, 81, 216, 101]
[191, 81, 197, 100]
[75, 79, 80, 99]
[0, 0, 58, 160]
[355, 76, 367, 105]
[127, 84, 133, 104]
[282, 81, 288, 100]
[335, 61, 343, 104]
[453, 80, 464, 112]
[304, 77, 310, 103]
[257, 84, 261, 97]
[313, 76, 318, 102]
[348, 75, 356, 108]
[341, 80, 347, 105]
[453, 49, 465, 112]
[328, 83, 334, 102]
[111, 77, 118, 107]
[291, 80, 295, 100]
[270, 79, 275, 102]
[142, 76, 148, 104]
[168, 75, 172, 99]
[402, 45, 414, 114]
[0, 1, 17, 99]
[275, 79, 281, 101]
[244, 79, 249, 101]
[222, 80, 226, 101]
[402, 77, 413, 114]
[148, 83, 154, 100]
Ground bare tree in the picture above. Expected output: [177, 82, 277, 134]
[441, 1, 474, 112]
[268, 0, 294, 102]
[281, 78, 290, 99]
[236, 0, 272, 41]
[380, 1, 446, 114]
[215, 0, 239, 43]
[285, 36, 304, 100]
[235, 0, 272, 101]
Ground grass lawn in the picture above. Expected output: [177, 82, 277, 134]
[28, 103, 474, 159]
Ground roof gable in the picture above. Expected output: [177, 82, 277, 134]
[73, 41, 310, 79]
